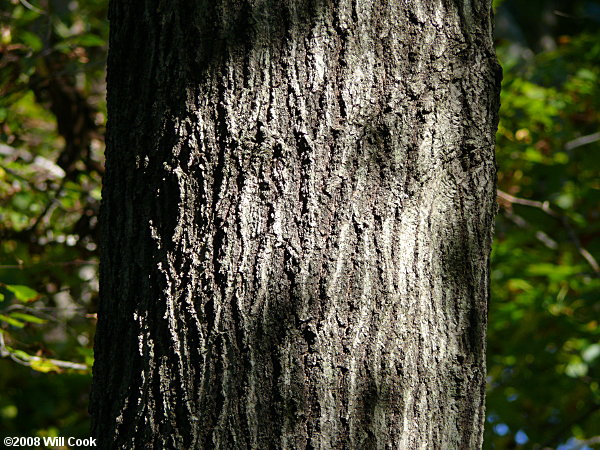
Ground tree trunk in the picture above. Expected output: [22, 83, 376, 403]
[91, 0, 501, 448]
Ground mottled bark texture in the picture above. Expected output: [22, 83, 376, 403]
[91, 0, 501, 448]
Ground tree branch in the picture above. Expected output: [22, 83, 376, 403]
[0, 329, 88, 372]
[497, 190, 600, 273]
[564, 131, 600, 151]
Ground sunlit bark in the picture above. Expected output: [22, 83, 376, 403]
[91, 0, 500, 448]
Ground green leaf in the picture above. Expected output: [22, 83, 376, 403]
[77, 347, 95, 366]
[565, 361, 588, 378]
[19, 31, 43, 52]
[0, 405, 18, 419]
[0, 313, 24, 328]
[11, 349, 31, 360]
[4, 284, 40, 302]
[29, 358, 61, 374]
[527, 264, 582, 281]
[9, 312, 47, 324]
[507, 278, 533, 292]
[582, 344, 600, 363]
[71, 34, 105, 47]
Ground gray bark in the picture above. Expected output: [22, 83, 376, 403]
[91, 0, 501, 448]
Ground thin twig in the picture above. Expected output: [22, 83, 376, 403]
[26, 177, 67, 233]
[18, 0, 46, 15]
[503, 209, 558, 249]
[0, 260, 98, 269]
[19, 354, 88, 371]
[564, 131, 600, 151]
[498, 190, 558, 217]
[498, 190, 600, 273]
[0, 330, 88, 372]
[0, 332, 9, 358]
[5, 303, 60, 323]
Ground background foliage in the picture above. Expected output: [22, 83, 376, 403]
[0, 0, 105, 439]
[488, 0, 600, 448]
[0, 0, 599, 447]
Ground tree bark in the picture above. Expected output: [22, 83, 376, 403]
[91, 0, 501, 448]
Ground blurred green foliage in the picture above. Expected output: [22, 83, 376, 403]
[0, 0, 599, 447]
[0, 0, 106, 439]
[488, 0, 600, 448]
